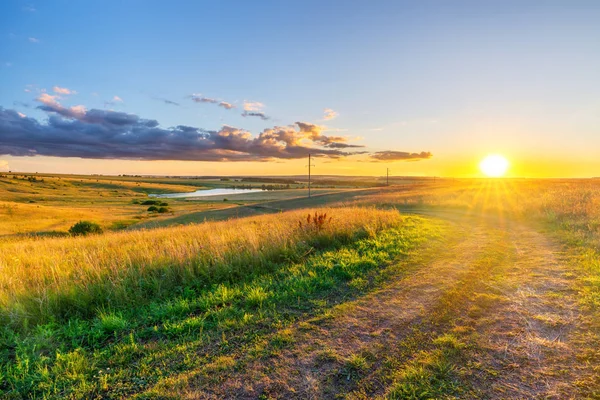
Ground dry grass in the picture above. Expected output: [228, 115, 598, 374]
[0, 207, 402, 328]
[354, 179, 600, 244]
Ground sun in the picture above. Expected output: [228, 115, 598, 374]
[480, 154, 509, 177]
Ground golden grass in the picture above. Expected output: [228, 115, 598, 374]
[0, 207, 402, 328]
[353, 179, 600, 243]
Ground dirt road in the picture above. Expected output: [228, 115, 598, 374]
[164, 211, 593, 399]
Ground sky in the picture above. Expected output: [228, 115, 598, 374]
[1, 0, 599, 177]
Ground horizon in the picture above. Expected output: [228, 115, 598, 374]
[1, 1, 599, 178]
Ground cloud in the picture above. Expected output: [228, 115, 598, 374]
[191, 95, 218, 104]
[23, 5, 36, 12]
[243, 101, 264, 112]
[5, 62, 12, 67]
[28, 37, 39, 43]
[17, 112, 27, 118]
[0, 160, 8, 172]
[219, 101, 234, 110]
[103, 96, 124, 108]
[323, 108, 338, 120]
[0, 107, 361, 162]
[369, 151, 432, 162]
[53, 86, 76, 95]
[191, 94, 236, 110]
[36, 93, 87, 119]
[158, 98, 180, 106]
[242, 111, 270, 120]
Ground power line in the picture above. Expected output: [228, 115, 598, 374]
[306, 153, 315, 197]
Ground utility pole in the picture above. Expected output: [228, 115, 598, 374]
[306, 153, 315, 197]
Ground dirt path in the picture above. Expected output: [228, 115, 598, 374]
[175, 213, 588, 399]
[463, 224, 584, 399]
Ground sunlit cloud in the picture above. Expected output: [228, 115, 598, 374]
[113, 96, 123, 102]
[219, 101, 234, 110]
[36, 93, 87, 119]
[323, 108, 338, 120]
[53, 86, 77, 95]
[243, 101, 264, 112]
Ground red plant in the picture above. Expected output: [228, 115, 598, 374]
[298, 211, 333, 232]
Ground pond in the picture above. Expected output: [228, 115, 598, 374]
[148, 188, 263, 199]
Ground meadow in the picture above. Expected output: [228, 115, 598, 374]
[1, 175, 599, 398]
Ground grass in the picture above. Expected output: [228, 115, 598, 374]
[0, 208, 438, 399]
[0, 207, 400, 328]
[2, 176, 600, 398]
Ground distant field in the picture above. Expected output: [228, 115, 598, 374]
[0, 174, 316, 237]
[133, 187, 393, 228]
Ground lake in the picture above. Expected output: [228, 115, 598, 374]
[148, 188, 263, 199]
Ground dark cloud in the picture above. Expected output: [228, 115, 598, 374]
[370, 151, 432, 162]
[242, 111, 270, 120]
[154, 97, 180, 106]
[324, 142, 365, 149]
[191, 95, 236, 110]
[0, 107, 360, 161]
[191, 96, 218, 104]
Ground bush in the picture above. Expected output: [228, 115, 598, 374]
[157, 207, 169, 213]
[159, 202, 169, 206]
[147, 206, 159, 212]
[68, 221, 103, 236]
[141, 200, 159, 205]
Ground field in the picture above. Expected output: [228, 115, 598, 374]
[1, 175, 600, 398]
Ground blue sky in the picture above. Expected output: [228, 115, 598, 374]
[1, 0, 599, 176]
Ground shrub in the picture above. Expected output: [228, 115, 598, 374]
[159, 202, 169, 206]
[141, 200, 159, 205]
[68, 221, 103, 236]
[147, 206, 158, 212]
[157, 207, 169, 213]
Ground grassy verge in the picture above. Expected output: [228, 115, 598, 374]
[0, 210, 439, 399]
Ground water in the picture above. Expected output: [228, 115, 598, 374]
[148, 188, 263, 199]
